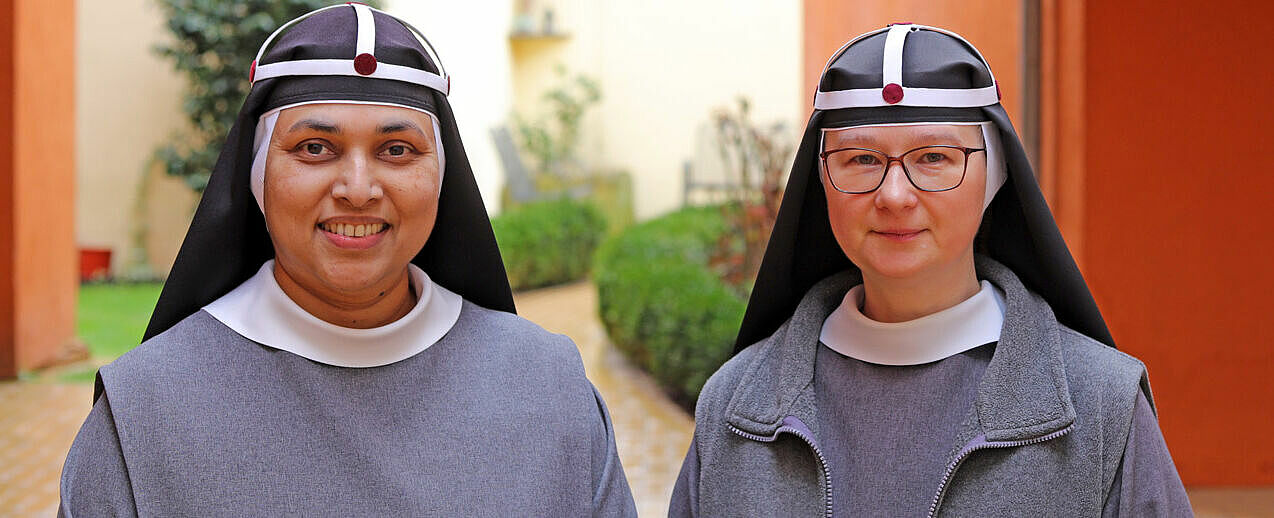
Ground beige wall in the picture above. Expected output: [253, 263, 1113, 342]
[510, 0, 804, 219]
[76, 0, 195, 277]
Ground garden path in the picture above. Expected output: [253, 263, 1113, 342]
[0, 281, 1268, 516]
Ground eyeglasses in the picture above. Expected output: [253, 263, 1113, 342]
[819, 145, 986, 194]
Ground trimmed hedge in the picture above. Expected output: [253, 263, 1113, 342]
[594, 206, 746, 408]
[492, 198, 607, 291]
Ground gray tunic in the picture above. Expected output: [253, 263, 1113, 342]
[60, 302, 636, 517]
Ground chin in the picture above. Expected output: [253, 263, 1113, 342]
[858, 249, 939, 280]
[318, 258, 399, 294]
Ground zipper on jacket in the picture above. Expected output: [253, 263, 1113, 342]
[926, 424, 1074, 518]
[729, 418, 834, 518]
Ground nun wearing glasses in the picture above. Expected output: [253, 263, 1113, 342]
[59, 5, 635, 516]
[671, 25, 1190, 517]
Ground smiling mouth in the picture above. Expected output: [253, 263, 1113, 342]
[318, 222, 390, 238]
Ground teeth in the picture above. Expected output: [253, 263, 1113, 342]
[322, 222, 385, 237]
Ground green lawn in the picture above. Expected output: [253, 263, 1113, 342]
[77, 282, 163, 359]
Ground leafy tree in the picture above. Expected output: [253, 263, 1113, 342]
[153, 0, 380, 192]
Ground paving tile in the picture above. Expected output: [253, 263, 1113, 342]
[0, 382, 94, 517]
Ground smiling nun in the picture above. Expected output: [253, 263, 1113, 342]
[58, 5, 635, 516]
[671, 25, 1190, 516]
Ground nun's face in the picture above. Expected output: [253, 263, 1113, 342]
[264, 103, 441, 301]
[821, 124, 986, 282]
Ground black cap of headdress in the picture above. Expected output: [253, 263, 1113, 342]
[733, 24, 1114, 352]
[143, 4, 515, 342]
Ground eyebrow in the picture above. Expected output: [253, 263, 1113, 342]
[377, 120, 428, 140]
[826, 130, 975, 149]
[288, 119, 341, 134]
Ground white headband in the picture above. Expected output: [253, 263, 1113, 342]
[250, 100, 446, 213]
[818, 121, 1007, 210]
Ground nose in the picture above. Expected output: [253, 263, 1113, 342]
[873, 161, 918, 210]
[331, 153, 383, 208]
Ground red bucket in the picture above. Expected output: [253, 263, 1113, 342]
[79, 248, 112, 281]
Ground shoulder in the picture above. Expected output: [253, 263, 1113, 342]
[1054, 324, 1157, 492]
[1056, 324, 1149, 403]
[693, 327, 780, 423]
[445, 301, 608, 427]
[450, 300, 585, 371]
[102, 310, 245, 386]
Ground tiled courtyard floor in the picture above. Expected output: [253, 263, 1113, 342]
[0, 382, 92, 516]
[0, 280, 1269, 517]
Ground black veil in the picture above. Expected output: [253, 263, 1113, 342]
[143, 6, 515, 343]
[734, 25, 1113, 352]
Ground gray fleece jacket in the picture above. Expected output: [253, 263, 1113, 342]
[671, 258, 1188, 517]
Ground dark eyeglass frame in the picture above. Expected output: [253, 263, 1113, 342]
[819, 145, 987, 194]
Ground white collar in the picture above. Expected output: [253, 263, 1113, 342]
[203, 260, 463, 368]
[819, 280, 1005, 365]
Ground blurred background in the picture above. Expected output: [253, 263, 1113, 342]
[2, 0, 1272, 515]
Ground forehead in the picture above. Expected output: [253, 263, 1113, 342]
[823, 123, 982, 148]
[274, 102, 433, 129]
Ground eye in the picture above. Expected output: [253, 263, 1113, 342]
[379, 142, 421, 160]
[294, 140, 334, 158]
[920, 152, 947, 163]
[850, 153, 881, 166]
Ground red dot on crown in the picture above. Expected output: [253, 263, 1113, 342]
[882, 83, 904, 104]
[354, 53, 377, 75]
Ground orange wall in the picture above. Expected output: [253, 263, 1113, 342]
[0, 0, 76, 376]
[1082, 0, 1274, 485]
[802, 0, 1024, 130]
[0, 0, 15, 378]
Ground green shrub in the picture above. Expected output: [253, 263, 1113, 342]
[594, 206, 746, 408]
[500, 171, 635, 236]
[492, 198, 607, 291]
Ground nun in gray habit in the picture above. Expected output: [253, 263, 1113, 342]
[672, 25, 1191, 516]
[59, 5, 635, 516]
